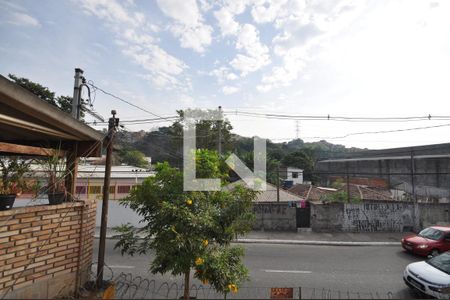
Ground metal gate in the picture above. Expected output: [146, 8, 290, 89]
[296, 206, 310, 228]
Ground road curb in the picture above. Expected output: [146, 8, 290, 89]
[94, 235, 399, 246]
[234, 238, 399, 246]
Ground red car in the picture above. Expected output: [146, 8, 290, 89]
[401, 226, 450, 256]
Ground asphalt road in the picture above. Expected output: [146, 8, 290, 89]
[93, 239, 425, 299]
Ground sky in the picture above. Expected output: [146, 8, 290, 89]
[1, 0, 450, 150]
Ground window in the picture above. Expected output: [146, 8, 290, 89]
[109, 186, 116, 194]
[292, 172, 298, 179]
[117, 185, 131, 194]
[418, 228, 443, 241]
[76, 186, 87, 194]
[88, 185, 101, 194]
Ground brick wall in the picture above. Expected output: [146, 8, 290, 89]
[0, 200, 96, 299]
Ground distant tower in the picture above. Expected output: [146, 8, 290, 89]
[295, 120, 300, 139]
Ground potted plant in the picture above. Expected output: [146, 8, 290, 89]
[42, 151, 67, 205]
[0, 157, 31, 210]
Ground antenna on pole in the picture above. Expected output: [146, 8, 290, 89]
[295, 120, 300, 139]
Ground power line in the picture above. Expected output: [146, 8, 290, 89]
[225, 110, 450, 122]
[87, 81, 174, 120]
[87, 116, 178, 125]
[267, 123, 450, 141]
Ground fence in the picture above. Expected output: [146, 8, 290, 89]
[113, 272, 395, 299]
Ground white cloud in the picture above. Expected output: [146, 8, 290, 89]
[170, 23, 212, 53]
[122, 28, 154, 45]
[124, 44, 187, 88]
[79, 0, 143, 27]
[214, 7, 241, 36]
[222, 85, 240, 95]
[1, 2, 41, 28]
[251, 0, 287, 23]
[9, 12, 41, 27]
[256, 0, 363, 92]
[230, 24, 270, 76]
[157, 0, 200, 26]
[213, 0, 255, 37]
[157, 0, 213, 53]
[198, 0, 214, 13]
[212, 2, 271, 76]
[79, 0, 188, 89]
[210, 66, 239, 83]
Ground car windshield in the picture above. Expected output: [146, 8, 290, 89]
[418, 228, 444, 240]
[427, 252, 450, 275]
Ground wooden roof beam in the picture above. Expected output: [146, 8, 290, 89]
[0, 142, 67, 157]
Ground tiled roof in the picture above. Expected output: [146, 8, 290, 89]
[338, 184, 393, 201]
[227, 180, 303, 202]
[288, 184, 336, 201]
[288, 183, 393, 201]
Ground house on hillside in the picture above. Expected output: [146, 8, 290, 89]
[279, 166, 304, 188]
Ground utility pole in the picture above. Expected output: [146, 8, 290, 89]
[410, 150, 416, 202]
[218, 106, 222, 155]
[410, 149, 419, 232]
[72, 68, 84, 120]
[276, 164, 280, 202]
[346, 162, 350, 202]
[66, 68, 84, 201]
[97, 110, 119, 288]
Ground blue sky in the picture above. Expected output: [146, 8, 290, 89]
[1, 0, 450, 149]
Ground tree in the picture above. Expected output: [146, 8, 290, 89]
[281, 148, 317, 182]
[114, 149, 258, 300]
[8, 74, 86, 119]
[170, 109, 234, 152]
[119, 149, 148, 168]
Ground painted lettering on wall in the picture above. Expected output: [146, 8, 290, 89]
[343, 203, 414, 232]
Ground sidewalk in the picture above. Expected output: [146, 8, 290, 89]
[94, 227, 405, 246]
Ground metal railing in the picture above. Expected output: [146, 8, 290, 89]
[113, 272, 395, 299]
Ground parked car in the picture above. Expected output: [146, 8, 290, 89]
[404, 251, 450, 299]
[402, 226, 450, 256]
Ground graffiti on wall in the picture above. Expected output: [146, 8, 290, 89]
[343, 202, 414, 232]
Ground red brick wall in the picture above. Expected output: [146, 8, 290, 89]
[0, 200, 96, 299]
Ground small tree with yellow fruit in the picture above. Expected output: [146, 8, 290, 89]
[114, 149, 258, 300]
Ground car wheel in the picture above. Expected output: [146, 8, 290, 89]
[431, 249, 440, 257]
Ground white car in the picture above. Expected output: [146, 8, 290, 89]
[404, 252, 450, 299]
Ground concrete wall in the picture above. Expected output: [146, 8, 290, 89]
[0, 200, 96, 299]
[253, 203, 297, 231]
[311, 201, 450, 232]
[419, 203, 450, 228]
[316, 156, 450, 198]
[310, 202, 343, 232]
[96, 200, 142, 228]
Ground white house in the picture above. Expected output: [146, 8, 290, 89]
[280, 166, 304, 187]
